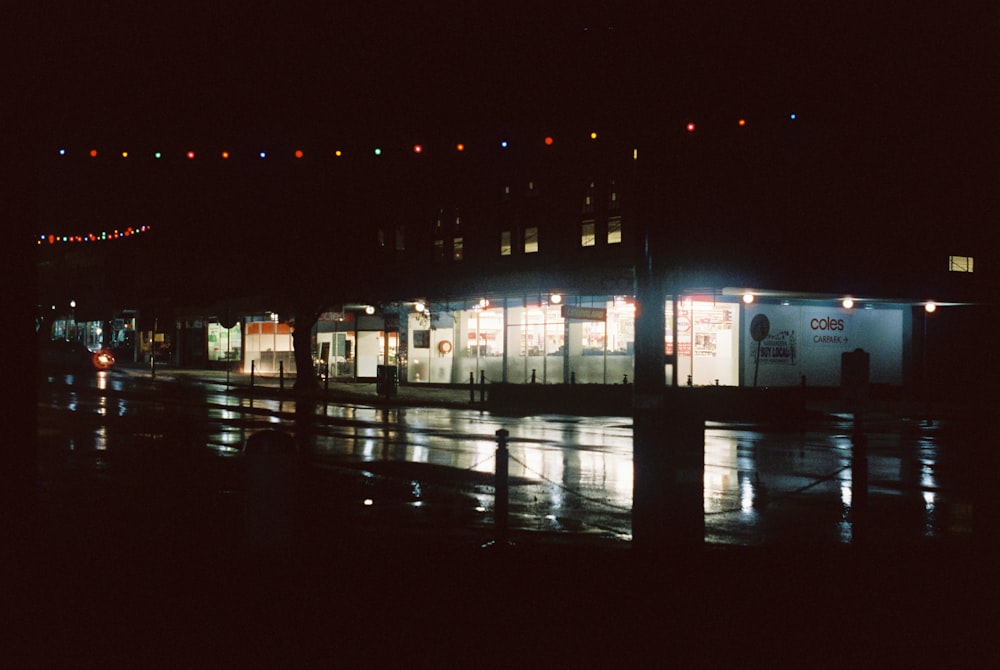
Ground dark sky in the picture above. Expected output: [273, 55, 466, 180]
[30, 2, 998, 256]
[35, 3, 995, 135]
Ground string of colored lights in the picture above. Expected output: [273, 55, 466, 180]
[42, 115, 800, 243]
[50, 115, 799, 163]
[38, 226, 151, 246]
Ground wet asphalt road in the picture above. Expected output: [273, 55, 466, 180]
[23, 370, 994, 667]
[36, 369, 986, 548]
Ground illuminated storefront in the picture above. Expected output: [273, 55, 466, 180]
[400, 293, 905, 388]
[244, 313, 293, 374]
[407, 295, 639, 385]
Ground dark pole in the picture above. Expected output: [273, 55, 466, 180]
[150, 315, 157, 379]
[632, 156, 704, 554]
[494, 428, 509, 544]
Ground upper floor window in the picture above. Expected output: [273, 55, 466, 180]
[609, 180, 619, 210]
[433, 239, 444, 263]
[608, 216, 622, 244]
[948, 255, 974, 272]
[524, 227, 539, 254]
[500, 231, 512, 256]
[581, 221, 596, 247]
[582, 180, 596, 214]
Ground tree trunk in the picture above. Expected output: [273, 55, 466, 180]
[292, 311, 320, 391]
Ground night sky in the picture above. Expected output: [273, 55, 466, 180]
[29, 3, 998, 296]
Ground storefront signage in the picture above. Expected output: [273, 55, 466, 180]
[561, 306, 607, 321]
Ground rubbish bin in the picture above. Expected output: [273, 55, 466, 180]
[376, 364, 398, 397]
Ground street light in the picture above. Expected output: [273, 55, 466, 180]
[923, 301, 936, 424]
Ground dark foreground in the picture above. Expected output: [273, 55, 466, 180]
[9, 460, 995, 669]
[10, 536, 994, 668]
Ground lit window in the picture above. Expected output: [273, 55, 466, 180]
[500, 231, 512, 256]
[608, 216, 622, 244]
[581, 221, 596, 247]
[453, 236, 463, 261]
[948, 255, 974, 272]
[582, 180, 596, 214]
[524, 227, 539, 254]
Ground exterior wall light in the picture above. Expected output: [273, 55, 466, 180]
[478, 298, 489, 308]
[414, 302, 426, 313]
[924, 301, 937, 314]
[842, 298, 855, 310]
[742, 292, 754, 304]
[365, 305, 375, 315]
[549, 293, 563, 305]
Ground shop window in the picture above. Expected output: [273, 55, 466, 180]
[608, 216, 622, 244]
[500, 231, 512, 256]
[581, 221, 596, 247]
[948, 255, 974, 272]
[524, 227, 539, 254]
[453, 236, 464, 261]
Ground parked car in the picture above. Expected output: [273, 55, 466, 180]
[38, 339, 115, 372]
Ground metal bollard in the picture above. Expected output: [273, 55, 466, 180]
[279, 360, 284, 389]
[494, 428, 510, 543]
[530, 369, 536, 384]
[250, 360, 255, 388]
[479, 370, 486, 403]
[470, 371, 476, 403]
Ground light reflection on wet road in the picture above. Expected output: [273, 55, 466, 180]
[37, 371, 980, 546]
